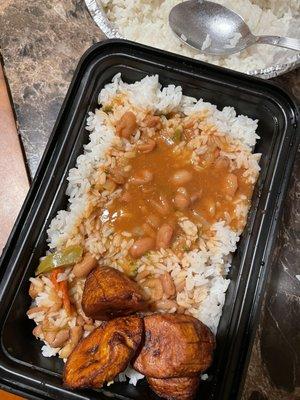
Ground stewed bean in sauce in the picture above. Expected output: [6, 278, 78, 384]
[101, 112, 253, 258]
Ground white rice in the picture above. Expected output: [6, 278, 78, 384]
[201, 34, 211, 51]
[42, 344, 60, 358]
[34, 74, 261, 385]
[118, 366, 145, 385]
[101, 0, 300, 73]
[180, 33, 187, 42]
[201, 373, 209, 381]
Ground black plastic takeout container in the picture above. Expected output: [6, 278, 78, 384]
[0, 40, 299, 400]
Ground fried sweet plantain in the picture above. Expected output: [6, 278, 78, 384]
[64, 316, 143, 389]
[147, 376, 200, 400]
[82, 266, 147, 320]
[133, 313, 215, 378]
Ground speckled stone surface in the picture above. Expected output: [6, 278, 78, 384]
[0, 0, 105, 175]
[0, 1, 299, 399]
[242, 148, 300, 400]
[241, 73, 300, 400]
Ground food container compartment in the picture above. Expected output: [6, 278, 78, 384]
[0, 40, 298, 400]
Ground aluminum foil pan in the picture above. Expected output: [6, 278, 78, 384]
[85, 0, 300, 79]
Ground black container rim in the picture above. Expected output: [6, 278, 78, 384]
[0, 39, 299, 400]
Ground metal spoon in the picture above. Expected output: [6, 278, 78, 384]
[169, 0, 300, 56]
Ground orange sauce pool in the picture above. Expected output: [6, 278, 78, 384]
[101, 135, 253, 240]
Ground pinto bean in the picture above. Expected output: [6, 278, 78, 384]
[137, 139, 156, 153]
[143, 278, 164, 302]
[116, 111, 137, 139]
[130, 169, 153, 185]
[130, 237, 155, 259]
[59, 326, 83, 359]
[174, 192, 190, 211]
[29, 283, 38, 299]
[156, 224, 174, 249]
[72, 253, 98, 278]
[32, 325, 43, 338]
[45, 329, 70, 348]
[223, 173, 238, 197]
[171, 170, 193, 186]
[160, 272, 176, 298]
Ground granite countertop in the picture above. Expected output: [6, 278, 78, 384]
[0, 1, 299, 399]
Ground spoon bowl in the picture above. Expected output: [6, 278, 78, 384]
[169, 0, 300, 56]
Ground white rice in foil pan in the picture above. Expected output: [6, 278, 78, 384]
[85, 0, 300, 78]
[27, 74, 261, 385]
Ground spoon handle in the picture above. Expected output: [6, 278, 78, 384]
[256, 35, 300, 52]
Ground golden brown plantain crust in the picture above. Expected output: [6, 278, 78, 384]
[133, 313, 215, 378]
[64, 316, 143, 389]
[147, 376, 200, 400]
[82, 266, 147, 320]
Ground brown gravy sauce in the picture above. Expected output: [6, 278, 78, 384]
[101, 134, 253, 240]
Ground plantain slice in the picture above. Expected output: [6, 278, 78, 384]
[133, 313, 215, 378]
[64, 316, 143, 389]
[147, 376, 200, 400]
[82, 266, 147, 320]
